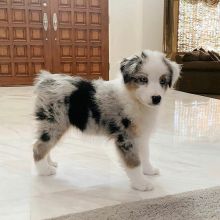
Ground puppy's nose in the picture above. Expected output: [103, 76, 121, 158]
[152, 96, 161, 105]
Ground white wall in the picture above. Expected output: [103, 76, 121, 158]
[109, 0, 143, 79]
[142, 0, 164, 51]
[109, 0, 164, 79]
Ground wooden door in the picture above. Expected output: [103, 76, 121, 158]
[0, 0, 52, 86]
[51, 0, 109, 80]
[0, 0, 109, 86]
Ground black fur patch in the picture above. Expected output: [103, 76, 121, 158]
[121, 118, 131, 128]
[40, 132, 50, 142]
[108, 120, 120, 134]
[117, 134, 124, 143]
[35, 106, 55, 122]
[119, 143, 133, 152]
[123, 73, 133, 83]
[68, 80, 100, 131]
[36, 108, 47, 120]
[64, 96, 70, 105]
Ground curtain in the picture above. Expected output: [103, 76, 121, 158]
[178, 0, 220, 52]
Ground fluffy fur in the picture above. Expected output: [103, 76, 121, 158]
[33, 50, 181, 191]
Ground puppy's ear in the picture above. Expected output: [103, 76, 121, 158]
[163, 58, 181, 88]
[120, 58, 128, 73]
[120, 56, 143, 83]
[141, 51, 147, 59]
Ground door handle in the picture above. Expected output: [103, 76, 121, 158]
[53, 13, 58, 31]
[43, 13, 48, 31]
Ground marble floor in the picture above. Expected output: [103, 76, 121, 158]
[0, 87, 220, 220]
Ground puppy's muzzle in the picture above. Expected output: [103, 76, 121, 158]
[152, 96, 161, 105]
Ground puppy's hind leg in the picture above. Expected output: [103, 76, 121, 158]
[33, 122, 69, 176]
[33, 138, 56, 176]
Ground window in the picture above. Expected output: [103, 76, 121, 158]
[178, 0, 220, 52]
[163, 0, 220, 57]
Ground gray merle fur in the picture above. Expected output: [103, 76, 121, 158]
[120, 56, 143, 84]
[121, 118, 131, 128]
[35, 107, 55, 123]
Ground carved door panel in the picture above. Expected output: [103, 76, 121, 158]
[0, 0, 109, 85]
[51, 0, 109, 80]
[0, 0, 52, 85]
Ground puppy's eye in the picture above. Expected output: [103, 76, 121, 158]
[138, 77, 148, 83]
[160, 78, 166, 85]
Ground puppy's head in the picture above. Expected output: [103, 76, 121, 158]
[120, 50, 181, 108]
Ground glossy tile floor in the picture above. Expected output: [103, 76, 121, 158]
[0, 87, 220, 220]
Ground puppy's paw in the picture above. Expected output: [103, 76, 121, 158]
[48, 159, 58, 167]
[131, 180, 153, 191]
[48, 160, 58, 168]
[35, 159, 57, 176]
[47, 155, 58, 167]
[37, 165, 56, 176]
[143, 166, 160, 176]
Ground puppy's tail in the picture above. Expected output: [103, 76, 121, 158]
[34, 70, 76, 100]
[35, 69, 51, 80]
[34, 70, 63, 98]
[34, 70, 55, 93]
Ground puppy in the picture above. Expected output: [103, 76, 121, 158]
[33, 50, 180, 191]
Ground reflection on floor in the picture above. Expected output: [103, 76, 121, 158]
[0, 87, 220, 220]
[200, 94, 220, 100]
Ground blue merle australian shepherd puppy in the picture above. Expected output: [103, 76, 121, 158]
[33, 50, 180, 191]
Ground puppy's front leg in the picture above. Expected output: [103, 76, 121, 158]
[116, 136, 153, 191]
[138, 138, 159, 175]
